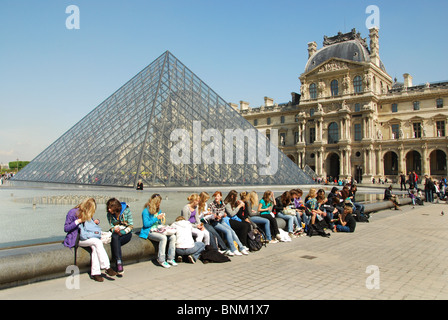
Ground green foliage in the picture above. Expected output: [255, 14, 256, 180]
[8, 161, 30, 171]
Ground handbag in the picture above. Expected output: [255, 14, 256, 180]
[153, 225, 177, 236]
[283, 208, 297, 216]
[101, 231, 112, 244]
[79, 219, 102, 241]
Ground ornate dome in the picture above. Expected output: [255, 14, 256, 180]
[304, 29, 386, 74]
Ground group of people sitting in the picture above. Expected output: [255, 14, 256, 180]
[63, 186, 361, 282]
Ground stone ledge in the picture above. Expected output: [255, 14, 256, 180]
[0, 199, 411, 289]
[0, 234, 156, 289]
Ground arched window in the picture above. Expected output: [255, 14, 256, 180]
[330, 80, 338, 96]
[353, 75, 363, 93]
[309, 83, 317, 99]
[328, 122, 339, 144]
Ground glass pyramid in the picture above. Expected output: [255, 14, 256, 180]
[13, 51, 313, 187]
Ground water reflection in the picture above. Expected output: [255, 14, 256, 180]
[0, 181, 389, 249]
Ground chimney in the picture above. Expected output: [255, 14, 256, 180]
[239, 101, 250, 110]
[291, 92, 301, 105]
[369, 27, 380, 67]
[308, 41, 317, 58]
[403, 73, 413, 88]
[229, 103, 239, 111]
[264, 97, 274, 107]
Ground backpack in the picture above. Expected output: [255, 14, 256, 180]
[247, 227, 266, 252]
[199, 245, 231, 263]
[307, 220, 330, 238]
[79, 219, 102, 241]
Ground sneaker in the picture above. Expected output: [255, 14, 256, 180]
[276, 234, 282, 241]
[160, 261, 171, 268]
[105, 268, 117, 277]
[116, 263, 124, 273]
[168, 259, 178, 266]
[233, 250, 243, 256]
[269, 239, 278, 244]
[240, 249, 249, 255]
[187, 255, 196, 264]
[225, 250, 234, 256]
[92, 275, 104, 282]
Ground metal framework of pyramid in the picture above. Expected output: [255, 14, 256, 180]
[13, 51, 313, 188]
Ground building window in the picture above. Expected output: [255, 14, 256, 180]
[413, 123, 422, 138]
[309, 127, 316, 144]
[294, 114, 300, 122]
[354, 103, 361, 112]
[310, 108, 315, 117]
[353, 76, 363, 93]
[437, 98, 444, 108]
[331, 80, 338, 96]
[437, 120, 446, 137]
[280, 132, 286, 146]
[280, 116, 285, 124]
[328, 122, 339, 144]
[391, 124, 400, 139]
[309, 83, 317, 99]
[267, 117, 271, 125]
[254, 119, 258, 126]
[392, 103, 398, 113]
[294, 131, 299, 144]
[413, 101, 420, 111]
[354, 123, 362, 141]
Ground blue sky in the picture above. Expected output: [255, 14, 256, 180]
[1, 0, 447, 164]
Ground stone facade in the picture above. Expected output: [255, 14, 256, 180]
[238, 28, 448, 183]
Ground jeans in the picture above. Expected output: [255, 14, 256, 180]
[276, 212, 295, 232]
[78, 237, 111, 276]
[110, 232, 132, 264]
[250, 216, 271, 240]
[176, 242, 206, 261]
[425, 189, 433, 202]
[353, 202, 365, 215]
[212, 220, 246, 252]
[146, 232, 177, 263]
[203, 223, 225, 250]
[336, 225, 351, 232]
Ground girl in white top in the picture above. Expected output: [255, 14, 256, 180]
[181, 193, 210, 245]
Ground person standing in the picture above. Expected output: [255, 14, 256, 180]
[408, 171, 415, 190]
[400, 172, 407, 191]
[424, 175, 434, 203]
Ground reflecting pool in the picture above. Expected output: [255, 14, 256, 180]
[0, 181, 389, 249]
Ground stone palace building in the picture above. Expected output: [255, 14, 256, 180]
[237, 28, 448, 183]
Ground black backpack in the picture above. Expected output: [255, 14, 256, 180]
[307, 220, 331, 238]
[247, 227, 266, 252]
[199, 245, 231, 263]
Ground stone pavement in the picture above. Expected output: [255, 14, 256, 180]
[1, 201, 448, 301]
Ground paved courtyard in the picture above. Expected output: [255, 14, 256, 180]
[1, 201, 448, 301]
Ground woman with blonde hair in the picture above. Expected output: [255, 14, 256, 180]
[63, 198, 117, 282]
[181, 193, 210, 246]
[139, 194, 177, 268]
[244, 191, 272, 242]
